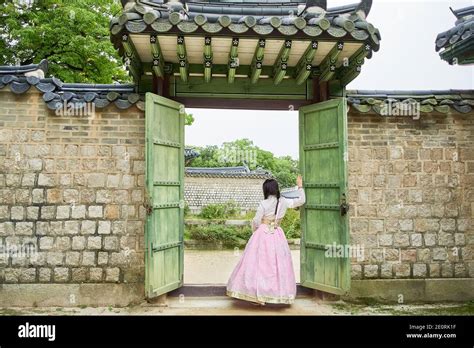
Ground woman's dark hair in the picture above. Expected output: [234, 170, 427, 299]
[262, 179, 280, 215]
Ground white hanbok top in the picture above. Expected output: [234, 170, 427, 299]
[252, 187, 306, 231]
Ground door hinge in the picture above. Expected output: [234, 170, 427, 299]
[144, 189, 153, 216]
[340, 193, 349, 216]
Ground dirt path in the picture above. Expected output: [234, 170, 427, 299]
[184, 249, 300, 284]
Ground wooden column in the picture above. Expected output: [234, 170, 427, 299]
[312, 76, 329, 103]
[153, 74, 170, 98]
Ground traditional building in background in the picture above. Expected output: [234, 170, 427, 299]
[184, 166, 272, 214]
[435, 5, 474, 65]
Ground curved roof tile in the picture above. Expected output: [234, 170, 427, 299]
[185, 165, 273, 178]
[435, 6, 474, 64]
[346, 90, 474, 115]
[111, 0, 380, 52]
[0, 61, 143, 111]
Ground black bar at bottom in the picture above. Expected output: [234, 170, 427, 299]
[0, 315, 472, 346]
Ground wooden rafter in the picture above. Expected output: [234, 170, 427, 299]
[203, 36, 213, 83]
[338, 43, 371, 86]
[273, 40, 292, 85]
[160, 63, 298, 77]
[250, 39, 265, 84]
[250, 39, 266, 84]
[294, 40, 318, 85]
[150, 35, 164, 78]
[177, 35, 188, 83]
[228, 37, 239, 83]
[121, 33, 142, 82]
[319, 41, 344, 82]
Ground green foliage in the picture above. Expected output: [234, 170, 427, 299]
[183, 202, 191, 217]
[198, 201, 238, 220]
[241, 210, 256, 220]
[187, 138, 299, 188]
[189, 145, 221, 168]
[187, 224, 252, 248]
[0, 0, 130, 83]
[184, 112, 194, 126]
[280, 208, 301, 239]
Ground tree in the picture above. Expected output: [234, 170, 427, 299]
[187, 139, 299, 188]
[0, 0, 129, 83]
[185, 112, 194, 126]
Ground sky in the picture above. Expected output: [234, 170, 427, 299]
[185, 0, 474, 159]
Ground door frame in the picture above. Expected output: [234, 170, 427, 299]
[145, 79, 349, 298]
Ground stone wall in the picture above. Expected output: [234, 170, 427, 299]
[0, 88, 473, 306]
[184, 175, 266, 214]
[347, 112, 473, 280]
[0, 89, 146, 291]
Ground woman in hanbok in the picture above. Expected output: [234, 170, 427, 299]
[226, 175, 305, 305]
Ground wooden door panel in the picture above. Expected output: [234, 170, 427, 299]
[145, 93, 184, 299]
[299, 98, 350, 295]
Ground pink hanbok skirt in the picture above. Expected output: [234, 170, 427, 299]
[226, 224, 296, 305]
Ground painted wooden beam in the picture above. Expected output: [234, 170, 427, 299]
[338, 43, 371, 86]
[227, 37, 239, 84]
[162, 63, 297, 78]
[295, 40, 318, 85]
[319, 41, 344, 82]
[177, 35, 188, 83]
[250, 39, 266, 84]
[173, 97, 312, 110]
[203, 36, 213, 83]
[150, 35, 164, 78]
[273, 39, 292, 85]
[121, 33, 142, 82]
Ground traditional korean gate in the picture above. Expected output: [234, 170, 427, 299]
[120, 0, 379, 301]
[145, 93, 185, 299]
[299, 98, 350, 294]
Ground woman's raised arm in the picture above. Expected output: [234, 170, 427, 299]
[287, 175, 305, 209]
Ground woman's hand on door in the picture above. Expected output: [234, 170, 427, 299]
[296, 175, 303, 189]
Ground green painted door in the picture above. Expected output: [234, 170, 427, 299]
[299, 98, 350, 295]
[145, 93, 185, 299]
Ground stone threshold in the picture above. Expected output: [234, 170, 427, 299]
[1, 278, 472, 307]
[168, 284, 314, 298]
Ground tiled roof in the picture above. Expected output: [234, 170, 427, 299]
[185, 165, 272, 178]
[2, 61, 472, 115]
[112, 0, 380, 54]
[435, 6, 474, 65]
[0, 59, 48, 76]
[346, 90, 474, 114]
[0, 59, 143, 111]
[185, 148, 200, 161]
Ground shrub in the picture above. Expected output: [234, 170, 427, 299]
[241, 210, 256, 220]
[198, 201, 239, 219]
[280, 208, 301, 239]
[183, 202, 191, 217]
[187, 224, 252, 248]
